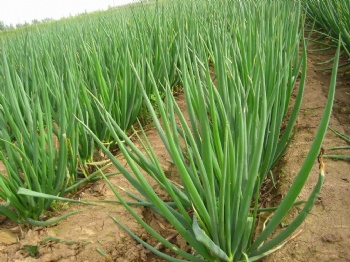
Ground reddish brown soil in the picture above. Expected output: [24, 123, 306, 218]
[0, 40, 349, 261]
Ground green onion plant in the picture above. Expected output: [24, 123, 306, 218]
[0, 50, 79, 224]
[80, 0, 341, 260]
[304, 0, 350, 56]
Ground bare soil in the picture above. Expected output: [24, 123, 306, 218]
[263, 40, 350, 262]
[0, 41, 349, 261]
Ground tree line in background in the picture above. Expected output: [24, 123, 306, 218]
[0, 1, 154, 33]
[0, 18, 54, 32]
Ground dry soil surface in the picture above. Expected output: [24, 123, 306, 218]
[264, 40, 350, 262]
[0, 41, 349, 262]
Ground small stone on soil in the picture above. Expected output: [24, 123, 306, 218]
[321, 233, 343, 243]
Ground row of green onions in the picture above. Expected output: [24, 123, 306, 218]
[304, 0, 350, 56]
[303, 0, 350, 161]
[0, 1, 179, 223]
[0, 0, 341, 260]
[82, 0, 340, 260]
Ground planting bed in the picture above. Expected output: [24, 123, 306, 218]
[0, 38, 349, 261]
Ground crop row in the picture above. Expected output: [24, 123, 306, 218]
[0, 0, 342, 260]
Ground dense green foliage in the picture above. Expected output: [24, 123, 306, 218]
[0, 1, 179, 223]
[0, 0, 341, 260]
[304, 0, 350, 54]
[82, 0, 339, 261]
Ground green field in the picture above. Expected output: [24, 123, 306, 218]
[0, 0, 345, 260]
